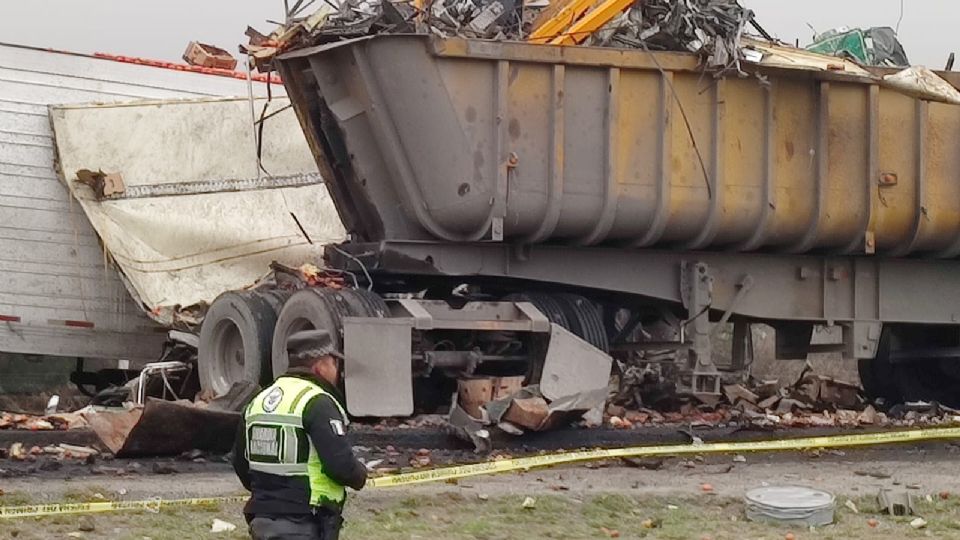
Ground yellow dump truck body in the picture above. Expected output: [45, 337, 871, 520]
[279, 35, 960, 258]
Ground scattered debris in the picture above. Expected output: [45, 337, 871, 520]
[210, 519, 237, 533]
[600, 526, 621, 537]
[799, 375, 860, 410]
[724, 385, 759, 406]
[458, 377, 523, 419]
[621, 457, 664, 470]
[733, 455, 746, 463]
[701, 483, 714, 493]
[45, 395, 60, 416]
[503, 396, 551, 431]
[77, 518, 95, 532]
[857, 406, 878, 425]
[75, 169, 126, 200]
[854, 469, 892, 480]
[522, 496, 537, 509]
[8, 443, 26, 461]
[183, 42, 238, 71]
[910, 517, 928, 529]
[82, 399, 240, 457]
[867, 518, 879, 528]
[878, 489, 914, 516]
[0, 410, 88, 431]
[205, 381, 259, 413]
[151, 462, 178, 475]
[452, 382, 607, 440]
[844, 500, 859, 514]
[445, 399, 492, 453]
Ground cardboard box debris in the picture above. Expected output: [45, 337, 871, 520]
[457, 376, 524, 418]
[75, 169, 126, 200]
[723, 384, 759, 405]
[503, 396, 551, 430]
[801, 376, 861, 409]
[182, 41, 238, 71]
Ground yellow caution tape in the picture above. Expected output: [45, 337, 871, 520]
[369, 426, 960, 487]
[4, 427, 960, 518]
[0, 496, 247, 519]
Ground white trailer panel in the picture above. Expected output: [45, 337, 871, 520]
[50, 97, 345, 319]
[0, 43, 290, 362]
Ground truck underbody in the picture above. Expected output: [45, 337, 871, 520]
[197, 238, 960, 416]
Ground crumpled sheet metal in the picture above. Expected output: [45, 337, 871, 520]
[593, 0, 755, 73]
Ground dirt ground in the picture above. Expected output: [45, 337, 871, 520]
[3, 443, 960, 539]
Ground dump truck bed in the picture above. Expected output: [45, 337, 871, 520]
[279, 35, 960, 258]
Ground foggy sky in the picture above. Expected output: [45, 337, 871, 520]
[0, 1, 953, 68]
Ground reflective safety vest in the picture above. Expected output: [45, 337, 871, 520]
[245, 376, 348, 506]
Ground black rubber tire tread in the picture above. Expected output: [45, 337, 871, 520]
[553, 293, 609, 352]
[254, 289, 293, 315]
[858, 326, 901, 404]
[352, 289, 390, 317]
[199, 291, 277, 396]
[543, 293, 585, 338]
[271, 288, 342, 377]
[338, 288, 389, 319]
[504, 293, 570, 330]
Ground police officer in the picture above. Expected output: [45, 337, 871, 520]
[233, 329, 367, 540]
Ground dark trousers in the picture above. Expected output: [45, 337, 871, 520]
[249, 512, 343, 540]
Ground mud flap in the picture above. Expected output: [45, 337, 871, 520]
[342, 317, 414, 417]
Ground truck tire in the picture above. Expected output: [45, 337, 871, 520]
[199, 292, 279, 397]
[271, 289, 342, 377]
[553, 293, 609, 352]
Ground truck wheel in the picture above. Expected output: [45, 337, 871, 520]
[553, 294, 609, 352]
[857, 327, 901, 404]
[271, 289, 342, 377]
[199, 292, 279, 397]
[504, 293, 570, 328]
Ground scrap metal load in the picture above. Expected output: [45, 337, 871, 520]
[246, 0, 757, 71]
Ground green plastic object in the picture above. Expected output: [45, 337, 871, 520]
[807, 26, 909, 67]
[808, 29, 869, 63]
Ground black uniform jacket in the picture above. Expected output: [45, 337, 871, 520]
[233, 369, 367, 516]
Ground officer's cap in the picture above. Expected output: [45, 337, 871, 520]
[286, 329, 344, 361]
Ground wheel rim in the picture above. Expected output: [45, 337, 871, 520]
[211, 318, 245, 393]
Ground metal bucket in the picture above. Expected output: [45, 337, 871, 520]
[745, 486, 836, 527]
